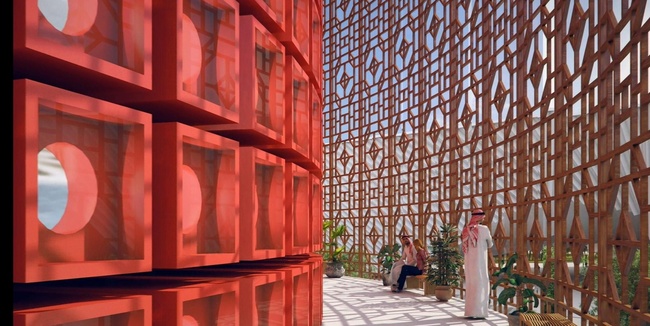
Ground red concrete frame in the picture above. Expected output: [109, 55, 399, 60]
[96, 0, 241, 125]
[222, 259, 312, 325]
[13, 0, 152, 98]
[309, 0, 322, 91]
[238, 0, 285, 34]
[311, 85, 323, 173]
[13, 291, 151, 326]
[198, 265, 288, 326]
[285, 163, 311, 255]
[171, 265, 288, 325]
[262, 55, 311, 162]
[309, 255, 324, 325]
[13, 79, 152, 283]
[148, 278, 239, 325]
[274, 0, 310, 67]
[12, 0, 324, 321]
[200, 15, 286, 147]
[310, 174, 323, 253]
[17, 275, 240, 326]
[152, 122, 240, 269]
[239, 147, 286, 260]
[277, 254, 323, 326]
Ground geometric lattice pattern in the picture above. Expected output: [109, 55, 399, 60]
[322, 1, 650, 324]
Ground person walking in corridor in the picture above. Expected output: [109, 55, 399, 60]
[461, 208, 494, 319]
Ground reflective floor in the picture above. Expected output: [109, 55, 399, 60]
[322, 276, 510, 326]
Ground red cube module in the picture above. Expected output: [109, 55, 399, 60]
[13, 79, 152, 283]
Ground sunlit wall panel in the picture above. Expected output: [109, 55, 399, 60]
[152, 122, 239, 269]
[13, 79, 152, 283]
[322, 0, 649, 324]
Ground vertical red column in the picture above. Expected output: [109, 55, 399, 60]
[286, 163, 311, 255]
[311, 84, 323, 173]
[309, 0, 322, 92]
[239, 147, 286, 260]
[310, 174, 323, 253]
[274, 0, 310, 66]
[309, 254, 324, 326]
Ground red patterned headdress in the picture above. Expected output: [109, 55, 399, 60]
[461, 209, 485, 254]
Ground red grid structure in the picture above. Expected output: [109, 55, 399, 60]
[239, 147, 286, 260]
[13, 290, 151, 326]
[259, 55, 311, 162]
[200, 15, 286, 147]
[13, 79, 152, 283]
[152, 122, 239, 269]
[285, 163, 311, 255]
[12, 0, 323, 323]
[13, 0, 152, 95]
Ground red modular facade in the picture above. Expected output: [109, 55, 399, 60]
[286, 163, 311, 255]
[13, 0, 153, 94]
[15, 275, 241, 325]
[13, 79, 153, 283]
[13, 0, 323, 324]
[14, 290, 152, 325]
[310, 174, 323, 253]
[239, 147, 286, 260]
[200, 14, 287, 147]
[152, 122, 240, 269]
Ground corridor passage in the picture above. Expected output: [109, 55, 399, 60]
[322, 276, 510, 326]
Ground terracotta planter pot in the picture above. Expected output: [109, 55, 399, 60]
[324, 261, 345, 278]
[434, 285, 453, 301]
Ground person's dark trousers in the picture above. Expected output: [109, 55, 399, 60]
[397, 265, 422, 290]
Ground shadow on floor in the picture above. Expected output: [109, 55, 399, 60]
[322, 276, 510, 325]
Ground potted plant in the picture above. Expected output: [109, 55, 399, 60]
[377, 243, 401, 286]
[426, 223, 464, 301]
[322, 220, 346, 278]
[491, 253, 547, 326]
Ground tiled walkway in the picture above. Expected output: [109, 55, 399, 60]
[322, 276, 510, 326]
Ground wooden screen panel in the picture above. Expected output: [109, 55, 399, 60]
[322, 0, 649, 324]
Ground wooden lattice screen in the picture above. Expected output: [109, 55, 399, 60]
[322, 0, 649, 324]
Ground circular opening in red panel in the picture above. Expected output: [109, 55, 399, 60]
[182, 315, 198, 326]
[182, 14, 202, 85]
[182, 165, 202, 234]
[38, 0, 98, 36]
[37, 142, 98, 235]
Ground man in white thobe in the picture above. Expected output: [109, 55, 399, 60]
[461, 208, 494, 319]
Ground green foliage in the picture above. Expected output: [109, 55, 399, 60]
[377, 243, 401, 273]
[539, 245, 556, 300]
[491, 253, 547, 314]
[587, 247, 646, 326]
[426, 223, 464, 286]
[343, 251, 360, 277]
[322, 220, 346, 263]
